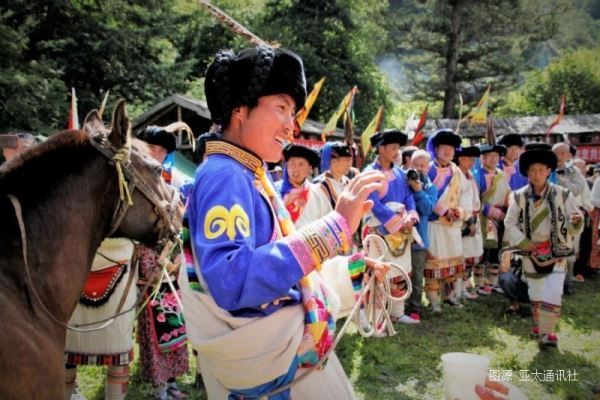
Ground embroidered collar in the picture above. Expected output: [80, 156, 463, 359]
[205, 139, 264, 173]
[374, 157, 394, 171]
[434, 159, 451, 169]
[324, 171, 348, 184]
[528, 183, 548, 201]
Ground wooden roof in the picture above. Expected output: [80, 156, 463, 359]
[406, 114, 600, 140]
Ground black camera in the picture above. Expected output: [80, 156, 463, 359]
[406, 168, 419, 181]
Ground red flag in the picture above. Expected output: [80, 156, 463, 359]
[411, 104, 428, 146]
[546, 95, 566, 142]
[68, 87, 79, 130]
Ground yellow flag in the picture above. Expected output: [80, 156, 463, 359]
[361, 106, 384, 157]
[321, 86, 358, 141]
[295, 77, 325, 129]
[465, 85, 491, 125]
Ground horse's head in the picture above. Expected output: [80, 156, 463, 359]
[83, 100, 183, 248]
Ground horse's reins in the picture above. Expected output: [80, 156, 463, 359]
[6, 134, 181, 332]
[88, 135, 181, 244]
[262, 234, 412, 398]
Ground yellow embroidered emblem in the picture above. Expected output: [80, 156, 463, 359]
[204, 204, 250, 240]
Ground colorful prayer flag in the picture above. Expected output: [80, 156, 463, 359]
[464, 85, 491, 125]
[360, 106, 384, 157]
[321, 86, 358, 141]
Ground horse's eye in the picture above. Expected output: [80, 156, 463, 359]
[154, 166, 163, 176]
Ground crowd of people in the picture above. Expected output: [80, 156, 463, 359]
[1, 44, 599, 400]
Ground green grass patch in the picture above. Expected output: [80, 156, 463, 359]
[77, 278, 600, 399]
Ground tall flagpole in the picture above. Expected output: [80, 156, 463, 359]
[197, 0, 274, 47]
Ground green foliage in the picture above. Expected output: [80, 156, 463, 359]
[386, 0, 560, 117]
[496, 47, 600, 116]
[0, 9, 67, 133]
[0, 0, 195, 132]
[255, 0, 392, 131]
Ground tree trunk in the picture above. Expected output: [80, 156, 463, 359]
[442, 0, 463, 118]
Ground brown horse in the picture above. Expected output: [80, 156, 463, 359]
[0, 100, 182, 399]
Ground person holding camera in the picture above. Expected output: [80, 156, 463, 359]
[404, 149, 438, 319]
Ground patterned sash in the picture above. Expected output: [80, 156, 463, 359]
[255, 167, 336, 368]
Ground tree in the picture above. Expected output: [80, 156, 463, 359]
[386, 0, 560, 118]
[0, 8, 67, 132]
[255, 0, 391, 130]
[0, 0, 195, 132]
[496, 47, 600, 116]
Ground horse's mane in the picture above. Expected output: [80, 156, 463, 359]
[0, 129, 96, 194]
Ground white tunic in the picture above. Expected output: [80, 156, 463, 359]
[296, 174, 348, 228]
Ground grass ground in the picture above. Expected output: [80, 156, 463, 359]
[78, 277, 600, 399]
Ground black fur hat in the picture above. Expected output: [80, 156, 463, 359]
[455, 145, 481, 158]
[205, 46, 307, 128]
[497, 134, 524, 148]
[370, 129, 408, 148]
[137, 126, 176, 153]
[283, 144, 320, 167]
[478, 143, 507, 156]
[519, 148, 558, 176]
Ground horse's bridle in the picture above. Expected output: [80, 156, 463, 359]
[88, 134, 181, 246]
[6, 134, 182, 332]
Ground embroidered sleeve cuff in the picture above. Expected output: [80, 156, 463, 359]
[347, 252, 366, 301]
[286, 211, 353, 275]
[384, 214, 404, 234]
[408, 209, 420, 223]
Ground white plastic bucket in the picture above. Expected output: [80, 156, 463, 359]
[441, 352, 490, 400]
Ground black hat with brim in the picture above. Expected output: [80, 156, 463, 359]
[370, 129, 408, 148]
[283, 144, 320, 167]
[519, 149, 558, 176]
[497, 134, 524, 148]
[478, 143, 507, 156]
[137, 126, 177, 153]
[455, 145, 481, 158]
[330, 142, 352, 158]
[205, 46, 307, 126]
[524, 142, 552, 151]
[430, 129, 462, 148]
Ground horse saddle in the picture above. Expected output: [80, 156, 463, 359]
[79, 264, 127, 307]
